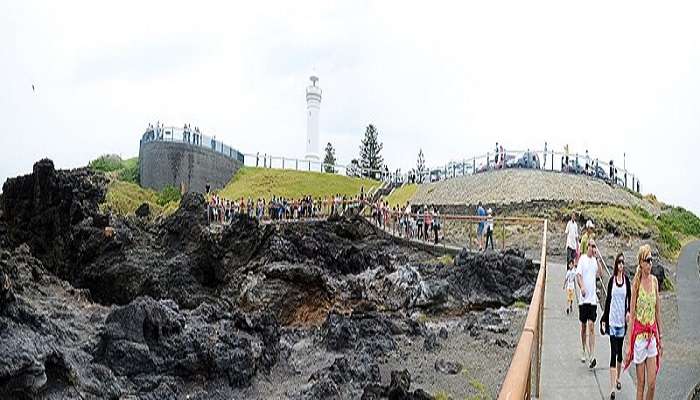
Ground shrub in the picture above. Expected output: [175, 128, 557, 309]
[157, 185, 181, 206]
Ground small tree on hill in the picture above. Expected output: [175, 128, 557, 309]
[359, 124, 383, 178]
[323, 142, 336, 173]
[416, 149, 426, 183]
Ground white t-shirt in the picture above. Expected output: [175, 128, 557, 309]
[576, 254, 598, 305]
[565, 221, 579, 250]
[565, 269, 576, 290]
[610, 277, 628, 327]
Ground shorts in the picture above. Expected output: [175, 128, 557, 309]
[578, 304, 597, 323]
[609, 325, 625, 338]
[633, 337, 658, 364]
[566, 288, 574, 302]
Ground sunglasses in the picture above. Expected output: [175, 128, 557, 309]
[644, 257, 653, 263]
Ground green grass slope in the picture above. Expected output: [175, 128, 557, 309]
[218, 167, 378, 200]
[384, 183, 418, 208]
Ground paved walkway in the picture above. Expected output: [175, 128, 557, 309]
[677, 240, 700, 340]
[540, 262, 635, 400]
[657, 240, 700, 400]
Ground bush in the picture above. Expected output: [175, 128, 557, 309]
[157, 185, 181, 206]
[89, 155, 124, 172]
[657, 207, 700, 237]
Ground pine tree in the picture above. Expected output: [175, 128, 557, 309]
[359, 124, 384, 178]
[323, 142, 336, 173]
[416, 149, 426, 183]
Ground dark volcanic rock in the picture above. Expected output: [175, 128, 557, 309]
[361, 369, 434, 400]
[444, 248, 538, 308]
[422, 331, 440, 352]
[434, 358, 462, 374]
[0, 244, 282, 398]
[135, 202, 150, 218]
[97, 297, 280, 388]
[301, 354, 381, 399]
[321, 311, 398, 357]
[1, 159, 108, 278]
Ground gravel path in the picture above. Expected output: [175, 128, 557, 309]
[411, 169, 659, 215]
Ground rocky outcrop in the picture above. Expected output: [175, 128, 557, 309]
[1, 159, 109, 279]
[0, 245, 281, 399]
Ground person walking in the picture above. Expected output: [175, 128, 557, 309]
[565, 212, 579, 265]
[580, 220, 595, 256]
[476, 202, 486, 250]
[423, 205, 432, 240]
[576, 238, 604, 368]
[432, 206, 440, 244]
[563, 258, 576, 315]
[601, 253, 631, 399]
[485, 208, 494, 250]
[624, 245, 663, 400]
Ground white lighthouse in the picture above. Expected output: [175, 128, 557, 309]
[305, 76, 322, 161]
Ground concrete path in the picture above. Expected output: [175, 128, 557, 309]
[676, 240, 700, 340]
[540, 262, 635, 400]
[656, 240, 700, 400]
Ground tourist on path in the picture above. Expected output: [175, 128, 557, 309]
[576, 238, 604, 368]
[624, 244, 663, 400]
[484, 208, 494, 250]
[580, 220, 595, 256]
[432, 206, 440, 244]
[563, 258, 576, 315]
[416, 206, 424, 240]
[601, 253, 631, 400]
[565, 212, 579, 265]
[476, 202, 486, 250]
[423, 205, 432, 241]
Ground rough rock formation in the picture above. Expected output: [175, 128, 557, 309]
[0, 159, 539, 399]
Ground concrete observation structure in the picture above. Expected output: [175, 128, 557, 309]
[139, 128, 243, 193]
[305, 76, 322, 162]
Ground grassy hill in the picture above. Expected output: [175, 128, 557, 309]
[89, 155, 180, 218]
[384, 184, 418, 208]
[218, 167, 379, 200]
[89, 154, 139, 184]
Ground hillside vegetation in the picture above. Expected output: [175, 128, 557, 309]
[89, 155, 180, 218]
[384, 183, 418, 208]
[218, 166, 378, 200]
[573, 204, 700, 260]
[89, 154, 139, 184]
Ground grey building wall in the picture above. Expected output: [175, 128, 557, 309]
[139, 140, 242, 193]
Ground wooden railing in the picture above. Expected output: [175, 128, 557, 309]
[498, 219, 548, 400]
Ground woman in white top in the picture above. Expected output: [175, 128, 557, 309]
[600, 253, 631, 400]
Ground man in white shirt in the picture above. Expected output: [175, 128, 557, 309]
[576, 238, 603, 369]
[565, 212, 579, 265]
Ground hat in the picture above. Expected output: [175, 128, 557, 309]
[586, 220, 594, 228]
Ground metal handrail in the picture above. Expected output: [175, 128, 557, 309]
[498, 219, 547, 400]
[597, 252, 613, 302]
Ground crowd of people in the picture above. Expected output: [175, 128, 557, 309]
[206, 193, 363, 224]
[564, 213, 663, 400]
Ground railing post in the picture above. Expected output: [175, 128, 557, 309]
[502, 222, 506, 250]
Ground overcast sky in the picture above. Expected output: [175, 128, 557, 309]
[1, 1, 699, 214]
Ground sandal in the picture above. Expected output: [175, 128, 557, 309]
[616, 381, 622, 390]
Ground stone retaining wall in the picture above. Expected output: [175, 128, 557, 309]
[139, 140, 242, 193]
[411, 169, 659, 215]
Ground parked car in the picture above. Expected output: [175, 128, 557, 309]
[561, 158, 585, 174]
[510, 152, 541, 169]
[429, 169, 443, 182]
[591, 165, 608, 181]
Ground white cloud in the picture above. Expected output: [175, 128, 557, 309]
[1, 0, 699, 215]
